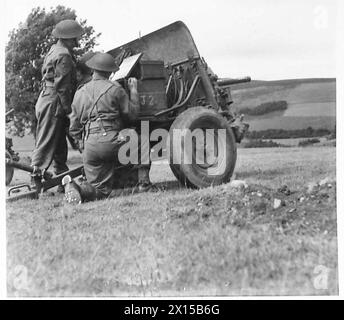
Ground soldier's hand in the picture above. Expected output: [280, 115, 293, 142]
[127, 78, 138, 92]
[72, 139, 83, 152]
[78, 139, 84, 151]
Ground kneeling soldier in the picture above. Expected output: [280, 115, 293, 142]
[64, 52, 152, 204]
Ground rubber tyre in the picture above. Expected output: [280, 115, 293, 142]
[167, 107, 237, 188]
[6, 150, 14, 186]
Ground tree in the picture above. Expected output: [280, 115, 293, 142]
[5, 6, 101, 137]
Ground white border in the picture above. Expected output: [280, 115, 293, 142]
[335, 0, 343, 299]
[1, 0, 343, 300]
[0, 0, 7, 299]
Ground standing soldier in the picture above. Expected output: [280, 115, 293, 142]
[63, 52, 153, 204]
[31, 19, 84, 191]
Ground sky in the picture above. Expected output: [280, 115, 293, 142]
[1, 0, 339, 80]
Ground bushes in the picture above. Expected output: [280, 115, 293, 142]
[246, 127, 331, 140]
[298, 138, 320, 147]
[327, 125, 336, 140]
[242, 138, 322, 148]
[243, 139, 286, 148]
[239, 100, 288, 116]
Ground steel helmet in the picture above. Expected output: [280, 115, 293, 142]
[86, 53, 119, 72]
[79, 51, 97, 64]
[52, 19, 84, 39]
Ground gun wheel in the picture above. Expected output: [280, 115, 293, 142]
[167, 107, 237, 188]
[6, 150, 14, 186]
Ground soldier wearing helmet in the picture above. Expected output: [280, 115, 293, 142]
[31, 19, 84, 191]
[63, 52, 153, 203]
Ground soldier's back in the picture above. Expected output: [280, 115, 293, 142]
[42, 43, 72, 80]
[75, 77, 125, 125]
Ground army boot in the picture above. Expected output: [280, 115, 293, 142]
[62, 175, 82, 205]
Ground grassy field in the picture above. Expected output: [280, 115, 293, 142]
[231, 78, 336, 131]
[6, 146, 337, 296]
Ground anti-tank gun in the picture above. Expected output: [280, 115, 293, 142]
[108, 21, 250, 188]
[6, 21, 251, 201]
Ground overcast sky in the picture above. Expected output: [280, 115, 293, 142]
[2, 0, 339, 80]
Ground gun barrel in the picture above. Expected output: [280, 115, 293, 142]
[217, 76, 251, 87]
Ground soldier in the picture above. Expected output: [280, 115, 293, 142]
[31, 19, 84, 192]
[63, 52, 153, 204]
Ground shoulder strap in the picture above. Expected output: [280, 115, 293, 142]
[82, 82, 115, 138]
[86, 82, 115, 121]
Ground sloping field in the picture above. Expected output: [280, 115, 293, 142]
[7, 146, 337, 296]
[246, 116, 335, 132]
[231, 78, 336, 131]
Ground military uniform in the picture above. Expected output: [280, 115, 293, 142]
[77, 74, 92, 89]
[31, 40, 77, 174]
[69, 72, 144, 199]
[31, 20, 83, 175]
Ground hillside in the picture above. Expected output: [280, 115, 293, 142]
[7, 78, 336, 151]
[230, 78, 336, 131]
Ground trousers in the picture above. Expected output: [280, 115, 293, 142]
[31, 87, 69, 174]
[81, 129, 151, 200]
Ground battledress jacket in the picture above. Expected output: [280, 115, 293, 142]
[31, 40, 77, 171]
[41, 40, 77, 115]
[69, 73, 139, 141]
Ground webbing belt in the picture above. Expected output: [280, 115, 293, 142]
[88, 126, 120, 134]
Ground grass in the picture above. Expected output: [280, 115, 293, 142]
[231, 79, 336, 131]
[6, 146, 337, 296]
[246, 116, 335, 131]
